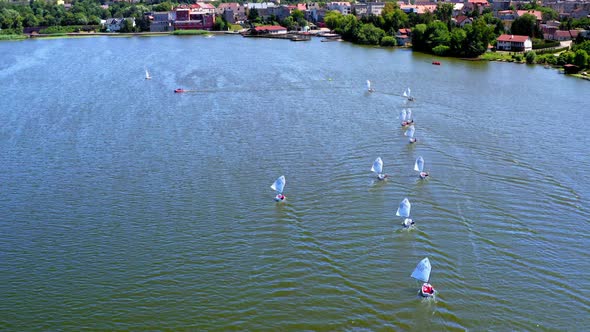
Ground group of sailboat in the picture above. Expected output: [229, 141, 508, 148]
[270, 81, 436, 299]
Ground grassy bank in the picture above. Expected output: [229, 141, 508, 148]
[172, 30, 209, 36]
[0, 34, 28, 41]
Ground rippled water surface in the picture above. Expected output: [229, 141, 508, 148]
[1, 36, 589, 331]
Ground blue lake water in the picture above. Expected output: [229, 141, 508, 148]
[0, 35, 589, 330]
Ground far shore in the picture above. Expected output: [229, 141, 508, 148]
[4, 30, 588, 81]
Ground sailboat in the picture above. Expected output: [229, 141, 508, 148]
[400, 109, 409, 127]
[367, 80, 374, 93]
[371, 157, 387, 180]
[414, 156, 429, 179]
[405, 125, 416, 143]
[271, 175, 286, 202]
[396, 197, 414, 228]
[403, 87, 414, 101]
[406, 109, 414, 125]
[411, 257, 435, 298]
[145, 68, 151, 80]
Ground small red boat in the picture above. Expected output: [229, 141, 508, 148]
[174, 88, 185, 93]
[432, 61, 441, 65]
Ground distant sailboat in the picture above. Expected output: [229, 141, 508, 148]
[403, 87, 414, 101]
[371, 157, 387, 180]
[405, 125, 416, 143]
[414, 156, 429, 179]
[271, 175, 286, 202]
[145, 68, 151, 80]
[411, 257, 435, 298]
[367, 80, 375, 93]
[396, 198, 414, 228]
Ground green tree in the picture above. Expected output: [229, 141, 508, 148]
[119, 18, 133, 32]
[525, 51, 536, 64]
[572, 40, 590, 54]
[354, 23, 385, 45]
[380, 35, 396, 46]
[214, 16, 226, 31]
[411, 23, 428, 51]
[574, 49, 589, 68]
[435, 3, 453, 30]
[247, 8, 259, 22]
[153, 2, 173, 12]
[450, 28, 467, 56]
[539, 7, 558, 21]
[382, 8, 408, 34]
[324, 10, 342, 31]
[463, 18, 494, 57]
[511, 13, 540, 37]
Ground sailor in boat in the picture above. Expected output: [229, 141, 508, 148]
[371, 157, 388, 181]
[271, 175, 287, 202]
[405, 125, 417, 144]
[412, 257, 436, 298]
[414, 156, 429, 179]
[420, 282, 436, 297]
[402, 218, 415, 228]
[396, 198, 414, 228]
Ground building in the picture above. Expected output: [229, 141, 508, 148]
[496, 34, 532, 51]
[150, 12, 174, 32]
[105, 18, 135, 32]
[326, 2, 352, 15]
[252, 25, 288, 34]
[217, 3, 247, 23]
[174, 6, 215, 30]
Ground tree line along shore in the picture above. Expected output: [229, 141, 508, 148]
[1, 0, 589, 75]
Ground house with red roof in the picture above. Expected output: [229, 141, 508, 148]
[516, 10, 543, 22]
[464, 0, 489, 14]
[496, 34, 532, 52]
[454, 15, 472, 27]
[252, 25, 287, 35]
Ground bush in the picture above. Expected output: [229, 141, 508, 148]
[512, 53, 523, 62]
[532, 39, 560, 49]
[536, 54, 557, 65]
[39, 25, 98, 34]
[525, 51, 536, 64]
[432, 44, 450, 56]
[380, 36, 396, 46]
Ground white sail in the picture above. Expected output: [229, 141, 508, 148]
[271, 175, 286, 194]
[396, 198, 411, 217]
[406, 87, 411, 97]
[414, 156, 424, 172]
[371, 157, 383, 175]
[404, 125, 415, 138]
[406, 109, 412, 121]
[145, 69, 151, 79]
[400, 110, 407, 121]
[403, 90, 408, 98]
[411, 257, 431, 283]
[366, 80, 372, 91]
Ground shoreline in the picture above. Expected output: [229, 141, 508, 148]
[5, 31, 588, 81]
